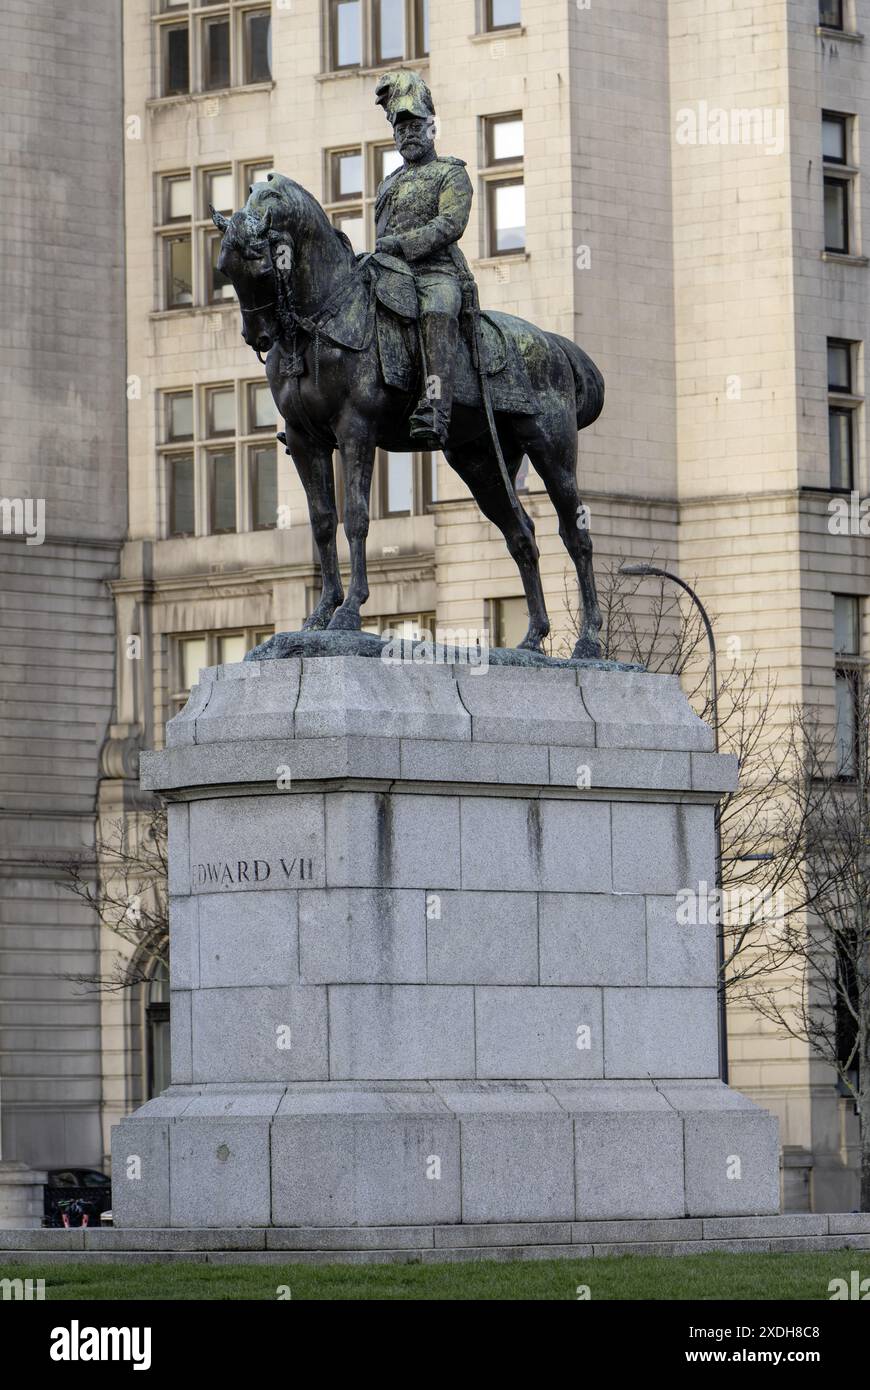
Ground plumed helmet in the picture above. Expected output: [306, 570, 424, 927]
[375, 69, 436, 126]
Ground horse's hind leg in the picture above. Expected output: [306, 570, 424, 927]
[283, 428, 344, 629]
[526, 425, 603, 660]
[446, 439, 550, 651]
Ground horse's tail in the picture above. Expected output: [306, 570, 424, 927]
[546, 333, 605, 432]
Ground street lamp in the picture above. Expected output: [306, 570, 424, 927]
[620, 563, 728, 1082]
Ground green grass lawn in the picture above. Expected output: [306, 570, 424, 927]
[2, 1251, 865, 1300]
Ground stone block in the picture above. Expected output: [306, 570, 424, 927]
[458, 1114, 575, 1223]
[328, 985, 475, 1078]
[456, 666, 593, 745]
[190, 660, 300, 744]
[573, 1111, 685, 1219]
[167, 803, 190, 896]
[198, 891, 298, 988]
[169, 896, 199, 990]
[475, 987, 604, 1078]
[611, 802, 716, 894]
[191, 985, 328, 1083]
[170, 989, 193, 1084]
[460, 797, 611, 892]
[539, 893, 646, 985]
[603, 988, 719, 1078]
[426, 891, 538, 984]
[294, 657, 470, 741]
[298, 888, 427, 983]
[271, 1114, 461, 1225]
[189, 794, 325, 893]
[681, 1109, 781, 1216]
[433, 1222, 572, 1248]
[399, 738, 548, 785]
[110, 1121, 170, 1228]
[266, 1226, 434, 1250]
[548, 747, 691, 792]
[324, 791, 460, 888]
[646, 894, 717, 987]
[169, 1118, 272, 1227]
[578, 670, 712, 751]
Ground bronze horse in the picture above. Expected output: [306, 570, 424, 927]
[213, 174, 605, 658]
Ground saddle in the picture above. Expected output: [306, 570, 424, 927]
[312, 254, 538, 415]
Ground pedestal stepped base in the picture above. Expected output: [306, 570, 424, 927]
[114, 652, 780, 1229]
[0, 1162, 47, 1229]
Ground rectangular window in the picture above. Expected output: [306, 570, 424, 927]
[417, 0, 429, 54]
[382, 451, 413, 515]
[331, 0, 362, 68]
[206, 385, 235, 436]
[205, 167, 234, 214]
[162, 23, 190, 96]
[376, 143, 403, 183]
[829, 408, 854, 488]
[820, 0, 844, 29]
[209, 448, 237, 532]
[165, 234, 193, 307]
[207, 230, 233, 301]
[823, 113, 848, 163]
[179, 637, 208, 692]
[487, 114, 524, 165]
[169, 454, 195, 536]
[828, 339, 852, 393]
[330, 149, 364, 201]
[203, 16, 231, 89]
[486, 0, 521, 30]
[834, 595, 861, 778]
[492, 596, 528, 648]
[334, 210, 366, 254]
[824, 177, 850, 253]
[244, 9, 272, 83]
[164, 174, 193, 222]
[250, 444, 278, 528]
[489, 179, 526, 255]
[375, 0, 404, 63]
[248, 381, 275, 431]
[218, 633, 248, 664]
[166, 391, 194, 441]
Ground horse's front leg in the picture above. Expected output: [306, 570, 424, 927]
[281, 427, 344, 629]
[328, 430, 376, 632]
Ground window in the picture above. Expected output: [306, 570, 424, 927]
[160, 380, 278, 535]
[363, 612, 436, 640]
[375, 450, 436, 515]
[156, 1, 271, 98]
[482, 115, 526, 256]
[326, 0, 428, 72]
[819, 0, 844, 29]
[822, 113, 854, 256]
[157, 159, 271, 310]
[834, 594, 861, 777]
[170, 627, 275, 715]
[485, 0, 521, 30]
[324, 141, 403, 253]
[490, 596, 528, 649]
[145, 962, 171, 1100]
[828, 338, 860, 489]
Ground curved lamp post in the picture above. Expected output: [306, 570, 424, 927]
[619, 563, 728, 1082]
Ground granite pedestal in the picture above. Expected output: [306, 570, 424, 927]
[112, 650, 780, 1229]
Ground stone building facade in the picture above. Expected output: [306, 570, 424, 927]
[2, 0, 867, 1210]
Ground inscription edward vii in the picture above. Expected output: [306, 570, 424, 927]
[193, 857, 316, 888]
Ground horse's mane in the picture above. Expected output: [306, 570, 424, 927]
[227, 173, 354, 261]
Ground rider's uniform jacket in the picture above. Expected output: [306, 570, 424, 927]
[374, 155, 474, 279]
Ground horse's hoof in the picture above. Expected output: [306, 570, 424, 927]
[326, 606, 361, 633]
[573, 635, 602, 661]
[517, 635, 545, 653]
[302, 607, 338, 632]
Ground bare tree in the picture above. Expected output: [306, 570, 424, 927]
[61, 807, 168, 993]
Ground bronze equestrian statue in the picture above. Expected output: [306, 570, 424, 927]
[211, 70, 605, 659]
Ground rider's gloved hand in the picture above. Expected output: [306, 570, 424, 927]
[375, 236, 403, 256]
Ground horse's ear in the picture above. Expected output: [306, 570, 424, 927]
[210, 204, 230, 232]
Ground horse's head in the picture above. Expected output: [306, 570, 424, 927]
[211, 183, 290, 357]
